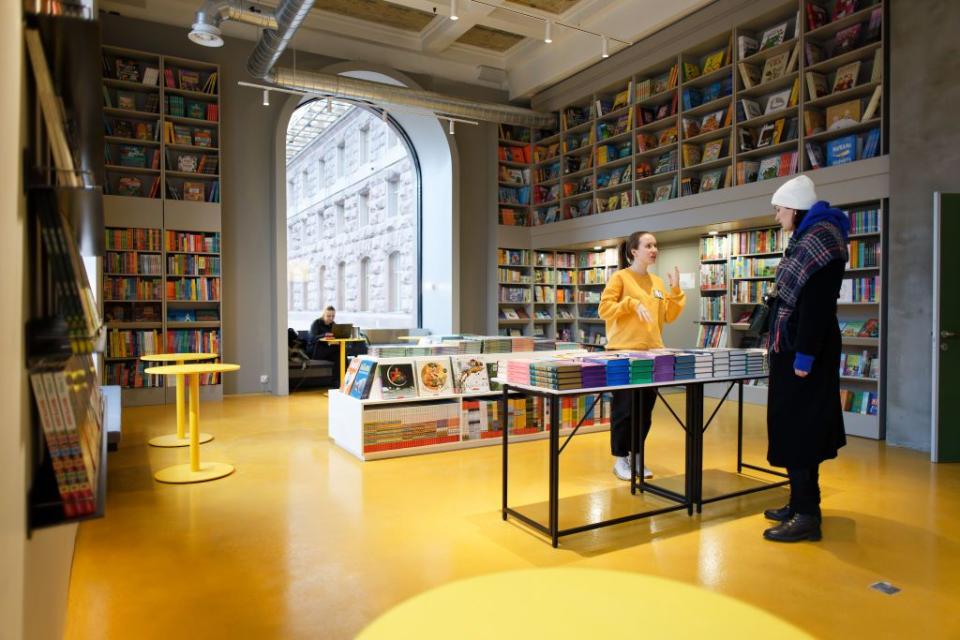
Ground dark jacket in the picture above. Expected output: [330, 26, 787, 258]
[310, 318, 334, 338]
[766, 254, 847, 468]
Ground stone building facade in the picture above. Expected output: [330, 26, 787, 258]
[286, 104, 418, 331]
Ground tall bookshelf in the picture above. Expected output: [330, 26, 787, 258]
[695, 200, 884, 438]
[498, 246, 618, 345]
[100, 46, 223, 406]
[500, 0, 886, 227]
[497, 125, 533, 227]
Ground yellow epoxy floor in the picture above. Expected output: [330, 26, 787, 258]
[66, 391, 960, 639]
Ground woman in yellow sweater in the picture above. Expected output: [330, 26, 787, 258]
[599, 231, 686, 480]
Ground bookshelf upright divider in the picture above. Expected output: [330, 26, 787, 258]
[101, 45, 222, 406]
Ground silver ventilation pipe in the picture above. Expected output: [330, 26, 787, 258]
[190, 0, 278, 46]
[189, 0, 556, 128]
[268, 67, 558, 129]
[246, 0, 317, 80]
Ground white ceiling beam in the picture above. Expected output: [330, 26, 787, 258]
[420, 0, 502, 53]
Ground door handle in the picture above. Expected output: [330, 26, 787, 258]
[942, 331, 957, 339]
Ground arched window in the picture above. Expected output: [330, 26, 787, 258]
[360, 257, 370, 312]
[388, 251, 400, 312]
[337, 261, 346, 310]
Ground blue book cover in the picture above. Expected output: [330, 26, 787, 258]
[349, 360, 378, 399]
[826, 135, 856, 166]
[861, 128, 880, 159]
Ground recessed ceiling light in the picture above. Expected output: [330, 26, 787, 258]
[709, 230, 719, 236]
[544, 20, 553, 44]
[450, 0, 459, 20]
[593, 245, 602, 250]
[601, 35, 609, 59]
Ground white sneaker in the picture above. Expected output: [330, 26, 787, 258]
[614, 456, 654, 480]
[613, 456, 632, 481]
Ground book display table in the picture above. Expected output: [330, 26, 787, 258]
[322, 338, 366, 383]
[144, 362, 240, 484]
[501, 374, 787, 547]
[141, 352, 218, 447]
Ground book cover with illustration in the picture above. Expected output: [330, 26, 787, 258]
[414, 357, 454, 397]
[340, 357, 363, 394]
[349, 360, 378, 399]
[379, 362, 417, 400]
[452, 357, 491, 393]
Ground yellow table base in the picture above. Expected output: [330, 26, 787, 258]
[148, 433, 214, 448]
[154, 462, 235, 484]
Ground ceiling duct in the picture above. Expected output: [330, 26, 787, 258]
[189, 0, 558, 128]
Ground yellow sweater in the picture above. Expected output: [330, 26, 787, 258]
[598, 269, 686, 350]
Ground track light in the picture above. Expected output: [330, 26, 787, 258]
[381, 108, 389, 122]
[262, 89, 270, 106]
[450, 0, 459, 20]
[448, 119, 455, 135]
[326, 99, 333, 113]
[544, 20, 553, 44]
[601, 35, 609, 58]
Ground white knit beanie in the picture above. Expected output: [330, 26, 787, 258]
[771, 174, 818, 210]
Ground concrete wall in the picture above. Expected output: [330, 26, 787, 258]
[100, 12, 503, 393]
[887, 0, 960, 451]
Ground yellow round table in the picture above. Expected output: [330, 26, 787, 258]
[322, 338, 365, 384]
[144, 362, 240, 484]
[141, 353, 218, 448]
[357, 569, 813, 639]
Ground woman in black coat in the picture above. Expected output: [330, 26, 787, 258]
[764, 175, 848, 543]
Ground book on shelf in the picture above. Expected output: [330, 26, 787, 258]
[761, 51, 789, 84]
[699, 168, 726, 192]
[682, 144, 702, 167]
[826, 99, 862, 130]
[379, 362, 418, 400]
[758, 21, 789, 51]
[701, 48, 727, 74]
[833, 0, 860, 20]
[861, 128, 881, 159]
[736, 160, 760, 184]
[764, 87, 792, 114]
[804, 109, 826, 136]
[414, 357, 454, 397]
[806, 71, 829, 99]
[349, 360, 378, 399]
[699, 110, 724, 133]
[805, 41, 826, 66]
[740, 98, 762, 120]
[202, 71, 218, 94]
[178, 69, 201, 91]
[807, 2, 829, 30]
[862, 85, 882, 121]
[738, 35, 758, 59]
[115, 57, 140, 82]
[702, 139, 724, 162]
[870, 47, 883, 82]
[832, 62, 861, 93]
[141, 66, 159, 87]
[832, 24, 862, 56]
[738, 127, 756, 152]
[183, 181, 205, 202]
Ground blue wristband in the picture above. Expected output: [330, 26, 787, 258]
[794, 352, 814, 373]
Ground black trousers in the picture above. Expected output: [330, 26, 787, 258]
[610, 388, 658, 457]
[787, 465, 821, 517]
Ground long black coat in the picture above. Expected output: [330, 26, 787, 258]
[766, 259, 847, 468]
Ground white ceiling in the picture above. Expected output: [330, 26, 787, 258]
[99, 0, 711, 99]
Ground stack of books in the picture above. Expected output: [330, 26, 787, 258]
[711, 349, 731, 377]
[529, 361, 582, 390]
[692, 351, 714, 379]
[505, 359, 534, 385]
[673, 352, 697, 380]
[586, 355, 630, 385]
[482, 337, 512, 354]
[652, 353, 675, 382]
[533, 339, 557, 351]
[729, 349, 749, 376]
[629, 354, 655, 384]
[746, 349, 767, 375]
[580, 362, 607, 389]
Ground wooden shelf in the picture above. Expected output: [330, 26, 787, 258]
[164, 86, 218, 101]
[681, 64, 734, 90]
[637, 115, 679, 134]
[683, 157, 732, 173]
[738, 105, 799, 129]
[105, 164, 159, 175]
[740, 38, 798, 67]
[104, 107, 160, 119]
[805, 81, 881, 109]
[738, 140, 799, 160]
[806, 6, 883, 41]
[681, 95, 733, 119]
[165, 143, 219, 152]
[103, 77, 160, 91]
[636, 87, 677, 108]
[805, 41, 883, 75]
[105, 136, 160, 146]
[682, 125, 731, 146]
[804, 118, 881, 144]
[165, 114, 220, 126]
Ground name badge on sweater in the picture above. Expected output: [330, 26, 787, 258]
[653, 289, 664, 299]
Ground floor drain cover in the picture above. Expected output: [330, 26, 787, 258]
[870, 581, 901, 595]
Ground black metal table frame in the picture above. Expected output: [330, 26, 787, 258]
[501, 376, 788, 548]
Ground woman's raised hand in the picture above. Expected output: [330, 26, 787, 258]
[667, 266, 681, 289]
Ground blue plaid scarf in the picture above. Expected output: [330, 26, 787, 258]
[771, 201, 849, 352]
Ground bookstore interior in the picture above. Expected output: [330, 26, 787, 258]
[4, 0, 960, 638]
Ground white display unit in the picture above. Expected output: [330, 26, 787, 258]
[328, 349, 615, 461]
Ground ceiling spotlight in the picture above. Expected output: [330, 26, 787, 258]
[188, 22, 224, 48]
[262, 89, 270, 106]
[544, 20, 553, 44]
[450, 0, 459, 20]
[593, 245, 602, 251]
[709, 230, 719, 236]
[448, 119, 455, 135]
[601, 35, 609, 58]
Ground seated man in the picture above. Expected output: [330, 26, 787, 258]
[309, 306, 339, 361]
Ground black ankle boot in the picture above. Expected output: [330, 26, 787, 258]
[763, 504, 793, 522]
[763, 514, 822, 542]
